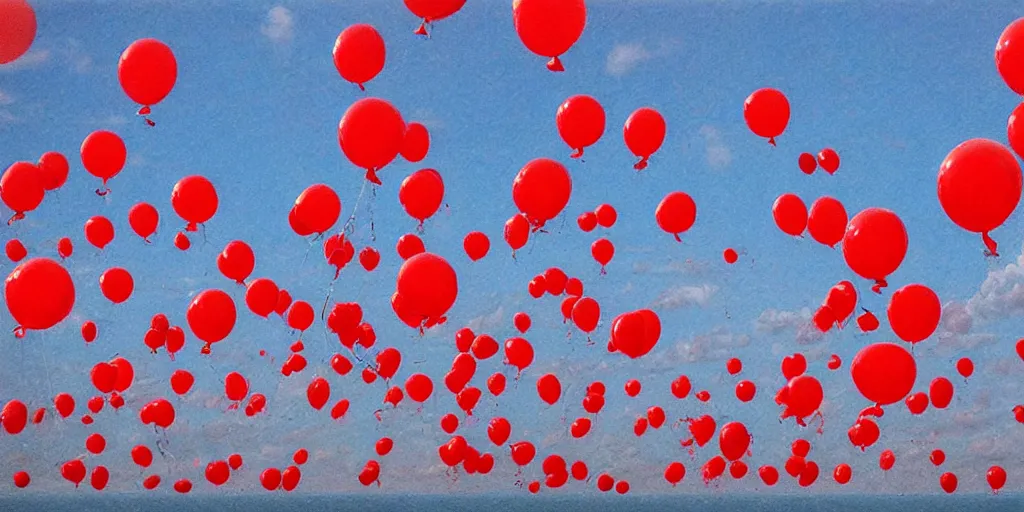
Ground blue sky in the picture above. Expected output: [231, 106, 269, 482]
[2, 0, 1024, 495]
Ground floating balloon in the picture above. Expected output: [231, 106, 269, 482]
[655, 191, 696, 241]
[118, 38, 177, 124]
[393, 252, 458, 329]
[743, 88, 790, 145]
[512, 0, 586, 71]
[81, 131, 127, 195]
[186, 290, 236, 351]
[171, 175, 218, 232]
[404, 0, 467, 35]
[1, 162, 44, 224]
[401, 122, 430, 162]
[5, 258, 75, 337]
[333, 24, 385, 91]
[842, 208, 908, 293]
[291, 184, 341, 236]
[610, 309, 661, 359]
[996, 18, 1024, 94]
[772, 193, 807, 237]
[623, 107, 666, 170]
[937, 138, 1022, 256]
[1010, 103, 1024, 160]
[99, 267, 134, 304]
[338, 98, 405, 185]
[557, 95, 605, 158]
[512, 158, 572, 229]
[0, 0, 36, 65]
[851, 343, 916, 405]
[817, 148, 840, 174]
[400, 169, 445, 227]
[807, 197, 847, 248]
[37, 152, 68, 191]
[887, 284, 940, 344]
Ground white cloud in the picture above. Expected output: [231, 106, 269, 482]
[262, 6, 295, 44]
[699, 125, 732, 170]
[650, 284, 717, 310]
[657, 325, 751, 365]
[754, 307, 812, 334]
[965, 243, 1024, 321]
[941, 300, 972, 335]
[606, 42, 651, 76]
[64, 39, 92, 74]
[0, 49, 51, 72]
[0, 89, 13, 106]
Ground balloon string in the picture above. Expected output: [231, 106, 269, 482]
[982, 232, 999, 257]
[673, 233, 681, 243]
[95, 188, 110, 196]
[357, 83, 366, 92]
[7, 212, 24, 225]
[633, 156, 648, 171]
[768, 137, 777, 146]
[870, 279, 887, 294]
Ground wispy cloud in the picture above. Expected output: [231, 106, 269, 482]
[63, 39, 93, 74]
[650, 283, 717, 310]
[0, 48, 51, 72]
[965, 245, 1024, 322]
[262, 6, 295, 44]
[754, 307, 813, 334]
[699, 125, 732, 170]
[606, 42, 651, 76]
[409, 108, 445, 130]
[656, 325, 751, 365]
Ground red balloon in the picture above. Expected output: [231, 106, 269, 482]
[292, 184, 341, 236]
[5, 258, 75, 336]
[396, 233, 425, 260]
[610, 309, 661, 359]
[887, 284, 940, 344]
[557, 95, 605, 158]
[996, 18, 1024, 94]
[83, 216, 114, 250]
[400, 169, 444, 225]
[624, 107, 666, 170]
[512, 0, 586, 71]
[851, 343, 916, 405]
[404, 373, 433, 403]
[719, 422, 751, 461]
[128, 202, 159, 242]
[807, 196, 847, 247]
[817, 148, 840, 174]
[655, 191, 697, 241]
[217, 240, 255, 284]
[536, 373, 562, 405]
[118, 39, 177, 110]
[338, 98, 405, 185]
[512, 158, 572, 229]
[929, 376, 954, 409]
[842, 208, 908, 292]
[246, 278, 279, 318]
[571, 297, 600, 333]
[99, 267, 134, 304]
[0, 0, 36, 65]
[1, 400, 27, 434]
[778, 375, 822, 423]
[5, 239, 25, 263]
[987, 466, 1007, 492]
[359, 247, 380, 271]
[171, 175, 218, 231]
[1009, 103, 1024, 160]
[956, 357, 974, 378]
[187, 289, 237, 347]
[1, 162, 44, 222]
[798, 153, 817, 174]
[743, 88, 790, 145]
[37, 151, 69, 191]
[504, 337, 534, 372]
[307, 377, 330, 410]
[401, 122, 430, 162]
[61, 459, 86, 487]
[394, 252, 458, 328]
[333, 24, 385, 90]
[404, 0, 466, 35]
[463, 231, 490, 261]
[80, 130, 127, 191]
[772, 193, 807, 237]
[937, 139, 1022, 256]
[287, 301, 314, 332]
[504, 214, 530, 253]
[591, 238, 614, 271]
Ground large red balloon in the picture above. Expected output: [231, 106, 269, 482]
[399, 169, 444, 226]
[887, 284, 940, 344]
[84, 216, 115, 249]
[655, 191, 696, 241]
[217, 241, 255, 285]
[37, 152, 69, 191]
[291, 184, 341, 236]
[512, 0, 586, 72]
[338, 98, 405, 185]
[610, 309, 661, 359]
[807, 196, 847, 248]
[772, 193, 807, 237]
[394, 252, 458, 329]
[80, 131, 127, 193]
[623, 107, 666, 171]
[937, 139, 1022, 256]
[996, 18, 1024, 95]
[0, 162, 44, 223]
[743, 88, 790, 145]
[557, 95, 605, 159]
[0, 0, 36, 65]
[186, 290, 237, 348]
[512, 158, 572, 229]
[171, 175, 218, 231]
[842, 208, 907, 293]
[99, 267, 134, 304]
[5, 258, 75, 336]
[118, 38, 177, 119]
[850, 343, 916, 405]
[404, 0, 466, 35]
[333, 24, 385, 91]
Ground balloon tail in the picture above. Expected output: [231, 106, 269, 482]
[7, 212, 24, 225]
[673, 233, 681, 243]
[145, 118, 155, 127]
[546, 56, 564, 72]
[871, 279, 887, 294]
[95, 187, 110, 197]
[633, 157, 649, 171]
[12, 326, 25, 339]
[570, 148, 583, 159]
[138, 105, 152, 116]
[186, 222, 198, 232]
[414, 22, 428, 36]
[982, 232, 999, 257]
[768, 137, 777, 146]
[365, 169, 382, 186]
[600, 266, 607, 276]
[357, 83, 366, 92]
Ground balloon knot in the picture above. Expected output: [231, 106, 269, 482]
[95, 187, 110, 197]
[186, 222, 198, 232]
[144, 237, 152, 244]
[7, 212, 24, 225]
[145, 118, 155, 127]
[546, 56, 565, 72]
[12, 326, 25, 339]
[871, 279, 887, 294]
[414, 22, 428, 36]
[600, 266, 607, 276]
[633, 157, 649, 171]
[673, 233, 682, 243]
[138, 105, 152, 116]
[982, 232, 999, 257]
[357, 83, 366, 92]
[570, 148, 584, 159]
[365, 169, 382, 186]
[768, 137, 777, 146]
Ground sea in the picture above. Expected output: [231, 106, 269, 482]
[0, 493, 1021, 512]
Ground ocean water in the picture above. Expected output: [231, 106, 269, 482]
[0, 493, 1022, 512]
